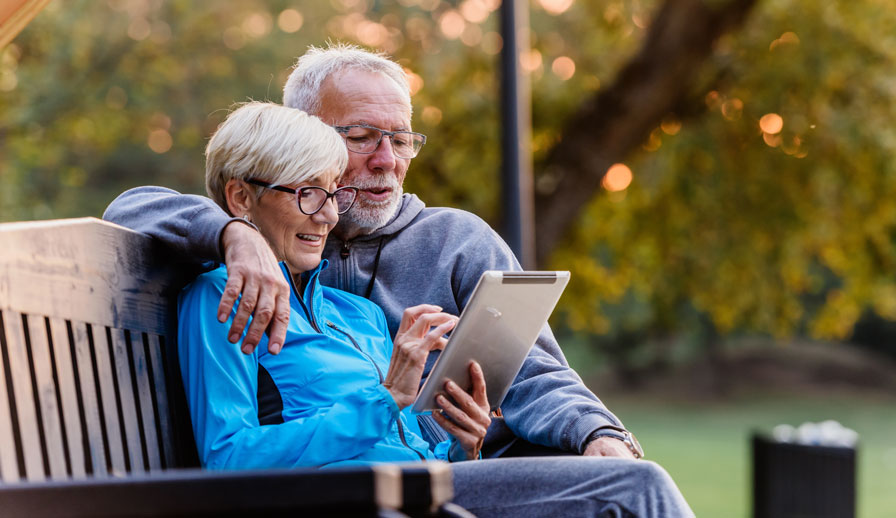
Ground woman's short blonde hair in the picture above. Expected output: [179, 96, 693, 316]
[204, 102, 348, 213]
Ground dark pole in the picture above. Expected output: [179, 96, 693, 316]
[499, 0, 535, 269]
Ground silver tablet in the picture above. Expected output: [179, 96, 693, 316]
[411, 270, 570, 414]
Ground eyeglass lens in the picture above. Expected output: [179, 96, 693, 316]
[341, 126, 424, 159]
[298, 186, 357, 215]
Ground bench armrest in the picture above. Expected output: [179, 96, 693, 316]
[0, 466, 402, 518]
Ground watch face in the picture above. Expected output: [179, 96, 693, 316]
[627, 432, 645, 459]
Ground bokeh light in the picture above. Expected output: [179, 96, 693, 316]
[521, 49, 543, 73]
[759, 113, 784, 134]
[439, 11, 465, 39]
[243, 12, 272, 38]
[481, 31, 503, 55]
[538, 0, 574, 16]
[721, 98, 743, 121]
[405, 68, 424, 96]
[148, 129, 173, 154]
[551, 56, 575, 80]
[422, 106, 443, 126]
[460, 0, 490, 23]
[602, 163, 633, 192]
[278, 9, 304, 33]
[661, 116, 682, 135]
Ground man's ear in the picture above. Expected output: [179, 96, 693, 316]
[224, 178, 255, 218]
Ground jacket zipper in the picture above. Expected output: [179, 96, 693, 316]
[326, 321, 426, 461]
[285, 266, 321, 333]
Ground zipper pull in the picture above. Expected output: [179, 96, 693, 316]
[340, 241, 351, 259]
[326, 321, 336, 330]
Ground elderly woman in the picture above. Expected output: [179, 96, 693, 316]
[179, 102, 489, 467]
[178, 102, 692, 517]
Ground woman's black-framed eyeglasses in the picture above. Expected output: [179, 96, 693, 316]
[246, 179, 359, 215]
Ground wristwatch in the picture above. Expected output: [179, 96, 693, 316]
[587, 425, 644, 459]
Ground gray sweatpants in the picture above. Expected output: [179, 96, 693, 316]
[450, 457, 693, 518]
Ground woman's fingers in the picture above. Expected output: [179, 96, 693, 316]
[396, 304, 444, 335]
[406, 311, 457, 339]
[468, 361, 489, 409]
[421, 319, 457, 351]
[442, 379, 489, 425]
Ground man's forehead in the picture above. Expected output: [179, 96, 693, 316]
[319, 70, 411, 122]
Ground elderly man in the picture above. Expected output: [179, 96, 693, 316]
[106, 42, 693, 517]
[107, 42, 640, 461]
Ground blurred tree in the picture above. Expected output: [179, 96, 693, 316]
[547, 0, 896, 367]
[2, 0, 896, 369]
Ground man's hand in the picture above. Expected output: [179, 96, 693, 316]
[432, 361, 490, 461]
[219, 221, 291, 355]
[583, 436, 637, 459]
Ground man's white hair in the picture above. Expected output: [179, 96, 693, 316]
[205, 102, 348, 214]
[283, 42, 411, 115]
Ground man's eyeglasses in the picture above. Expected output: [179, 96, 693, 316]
[246, 179, 359, 215]
[333, 124, 427, 159]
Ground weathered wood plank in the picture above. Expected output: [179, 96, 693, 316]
[47, 318, 86, 478]
[131, 333, 161, 471]
[1, 310, 45, 481]
[92, 327, 127, 475]
[145, 334, 175, 469]
[0, 311, 22, 481]
[0, 218, 185, 335]
[70, 322, 106, 476]
[24, 316, 67, 478]
[109, 328, 145, 473]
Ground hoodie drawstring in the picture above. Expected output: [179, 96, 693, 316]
[363, 236, 386, 299]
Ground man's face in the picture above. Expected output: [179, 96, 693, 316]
[316, 69, 413, 239]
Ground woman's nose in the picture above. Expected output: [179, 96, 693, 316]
[313, 197, 340, 225]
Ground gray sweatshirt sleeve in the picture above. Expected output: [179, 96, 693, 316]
[457, 226, 624, 453]
[103, 186, 246, 263]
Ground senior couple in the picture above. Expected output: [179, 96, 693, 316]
[105, 43, 692, 517]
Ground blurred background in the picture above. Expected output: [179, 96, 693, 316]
[2, 0, 895, 515]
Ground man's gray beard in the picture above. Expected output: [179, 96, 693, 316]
[340, 186, 403, 235]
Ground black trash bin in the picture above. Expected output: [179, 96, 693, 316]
[752, 433, 856, 518]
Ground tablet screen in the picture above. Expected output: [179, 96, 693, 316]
[411, 270, 569, 414]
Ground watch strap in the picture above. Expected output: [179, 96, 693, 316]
[587, 425, 644, 459]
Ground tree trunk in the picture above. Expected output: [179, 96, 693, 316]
[534, 0, 758, 265]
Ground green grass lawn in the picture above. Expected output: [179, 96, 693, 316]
[603, 395, 896, 517]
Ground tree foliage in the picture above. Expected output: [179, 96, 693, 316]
[2, 0, 896, 362]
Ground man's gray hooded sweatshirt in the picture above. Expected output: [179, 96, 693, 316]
[104, 187, 624, 457]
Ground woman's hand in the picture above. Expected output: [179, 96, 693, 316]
[383, 305, 458, 409]
[432, 361, 490, 461]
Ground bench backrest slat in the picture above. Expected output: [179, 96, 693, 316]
[69, 320, 108, 477]
[1, 309, 46, 481]
[0, 311, 20, 479]
[46, 316, 87, 479]
[0, 218, 197, 482]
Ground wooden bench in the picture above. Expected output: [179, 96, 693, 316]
[0, 217, 464, 517]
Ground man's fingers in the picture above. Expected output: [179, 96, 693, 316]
[228, 279, 259, 344]
[241, 289, 276, 353]
[266, 291, 290, 355]
[217, 272, 245, 323]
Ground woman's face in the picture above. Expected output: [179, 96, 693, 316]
[250, 171, 341, 273]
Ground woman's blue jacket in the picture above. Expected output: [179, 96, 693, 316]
[177, 260, 450, 469]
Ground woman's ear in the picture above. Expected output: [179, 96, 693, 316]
[224, 178, 255, 219]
